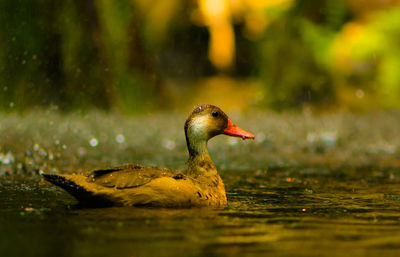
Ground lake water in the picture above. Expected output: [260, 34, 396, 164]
[1, 167, 400, 257]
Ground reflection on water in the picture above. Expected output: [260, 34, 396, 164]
[1, 168, 400, 257]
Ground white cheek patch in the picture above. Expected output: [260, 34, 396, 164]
[189, 116, 209, 139]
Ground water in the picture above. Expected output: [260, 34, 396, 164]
[1, 110, 400, 256]
[1, 168, 400, 257]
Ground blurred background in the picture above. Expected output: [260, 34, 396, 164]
[3, 2, 400, 256]
[1, 0, 400, 113]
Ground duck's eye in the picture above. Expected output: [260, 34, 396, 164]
[211, 111, 219, 117]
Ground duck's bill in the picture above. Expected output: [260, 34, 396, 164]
[223, 119, 255, 140]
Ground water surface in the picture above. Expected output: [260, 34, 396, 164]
[1, 167, 400, 257]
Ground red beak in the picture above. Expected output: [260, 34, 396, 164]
[223, 119, 255, 140]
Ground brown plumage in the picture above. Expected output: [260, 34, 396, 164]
[41, 104, 254, 207]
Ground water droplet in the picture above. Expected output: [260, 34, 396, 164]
[255, 133, 265, 143]
[115, 134, 125, 144]
[0, 152, 14, 165]
[24, 207, 34, 212]
[162, 139, 175, 150]
[307, 133, 316, 143]
[228, 137, 238, 146]
[39, 149, 47, 156]
[78, 147, 86, 156]
[89, 138, 98, 147]
[356, 89, 364, 99]
[321, 131, 337, 146]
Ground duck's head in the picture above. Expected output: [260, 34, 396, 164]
[184, 104, 254, 156]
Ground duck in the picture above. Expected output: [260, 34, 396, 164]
[41, 104, 254, 207]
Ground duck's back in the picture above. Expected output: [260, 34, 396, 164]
[87, 164, 183, 189]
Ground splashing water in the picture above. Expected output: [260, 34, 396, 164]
[89, 138, 99, 147]
[115, 134, 125, 144]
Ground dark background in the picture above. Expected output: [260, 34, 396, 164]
[1, 0, 399, 113]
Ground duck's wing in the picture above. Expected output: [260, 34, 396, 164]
[87, 164, 185, 189]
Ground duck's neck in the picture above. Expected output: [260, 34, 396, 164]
[187, 151, 218, 177]
[185, 127, 218, 177]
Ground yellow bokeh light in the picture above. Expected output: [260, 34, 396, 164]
[196, 0, 293, 70]
[198, 0, 234, 70]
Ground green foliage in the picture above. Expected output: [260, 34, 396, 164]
[59, 1, 113, 110]
[338, 7, 400, 108]
[0, 0, 62, 109]
[258, 0, 349, 109]
[1, 0, 400, 111]
[0, 0, 159, 113]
